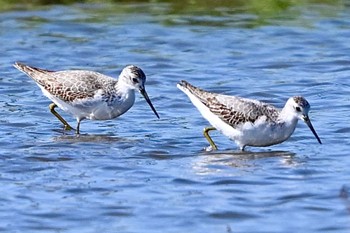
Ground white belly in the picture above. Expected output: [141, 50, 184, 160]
[40, 86, 135, 121]
[232, 118, 298, 147]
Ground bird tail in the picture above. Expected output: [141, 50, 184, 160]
[13, 62, 55, 84]
[14, 62, 54, 75]
[177, 80, 216, 104]
[177, 80, 203, 96]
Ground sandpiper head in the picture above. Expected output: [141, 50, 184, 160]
[120, 65, 147, 89]
[290, 96, 322, 144]
[120, 65, 159, 119]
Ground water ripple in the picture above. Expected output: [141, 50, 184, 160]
[0, 2, 349, 233]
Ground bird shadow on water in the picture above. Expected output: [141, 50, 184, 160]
[22, 132, 145, 163]
[51, 132, 142, 144]
[191, 149, 298, 175]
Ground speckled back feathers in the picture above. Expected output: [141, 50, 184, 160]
[178, 80, 280, 128]
[14, 62, 117, 102]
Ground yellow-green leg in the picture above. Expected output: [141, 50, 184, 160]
[203, 127, 218, 150]
[49, 103, 74, 131]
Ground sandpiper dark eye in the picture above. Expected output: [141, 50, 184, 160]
[132, 78, 139, 83]
[295, 106, 301, 112]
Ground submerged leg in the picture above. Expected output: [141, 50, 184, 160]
[203, 127, 218, 150]
[76, 119, 81, 135]
[49, 103, 74, 131]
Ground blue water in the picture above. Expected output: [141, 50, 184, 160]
[1, 2, 350, 232]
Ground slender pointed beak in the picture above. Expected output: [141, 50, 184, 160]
[139, 88, 160, 119]
[303, 115, 322, 144]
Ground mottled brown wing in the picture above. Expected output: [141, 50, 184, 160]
[206, 95, 280, 128]
[14, 62, 117, 102]
[41, 71, 111, 102]
[178, 80, 279, 128]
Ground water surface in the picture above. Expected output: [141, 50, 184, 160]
[0, 1, 350, 232]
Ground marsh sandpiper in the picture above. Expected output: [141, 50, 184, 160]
[177, 80, 321, 151]
[14, 62, 159, 134]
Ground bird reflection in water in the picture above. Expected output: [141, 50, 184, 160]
[191, 150, 298, 175]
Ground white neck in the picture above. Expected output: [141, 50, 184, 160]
[115, 79, 134, 96]
[277, 103, 299, 138]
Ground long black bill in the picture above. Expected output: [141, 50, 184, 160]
[303, 115, 322, 144]
[140, 88, 160, 119]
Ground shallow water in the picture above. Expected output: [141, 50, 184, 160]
[1, 1, 350, 232]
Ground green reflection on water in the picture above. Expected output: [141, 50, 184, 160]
[2, 0, 346, 28]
